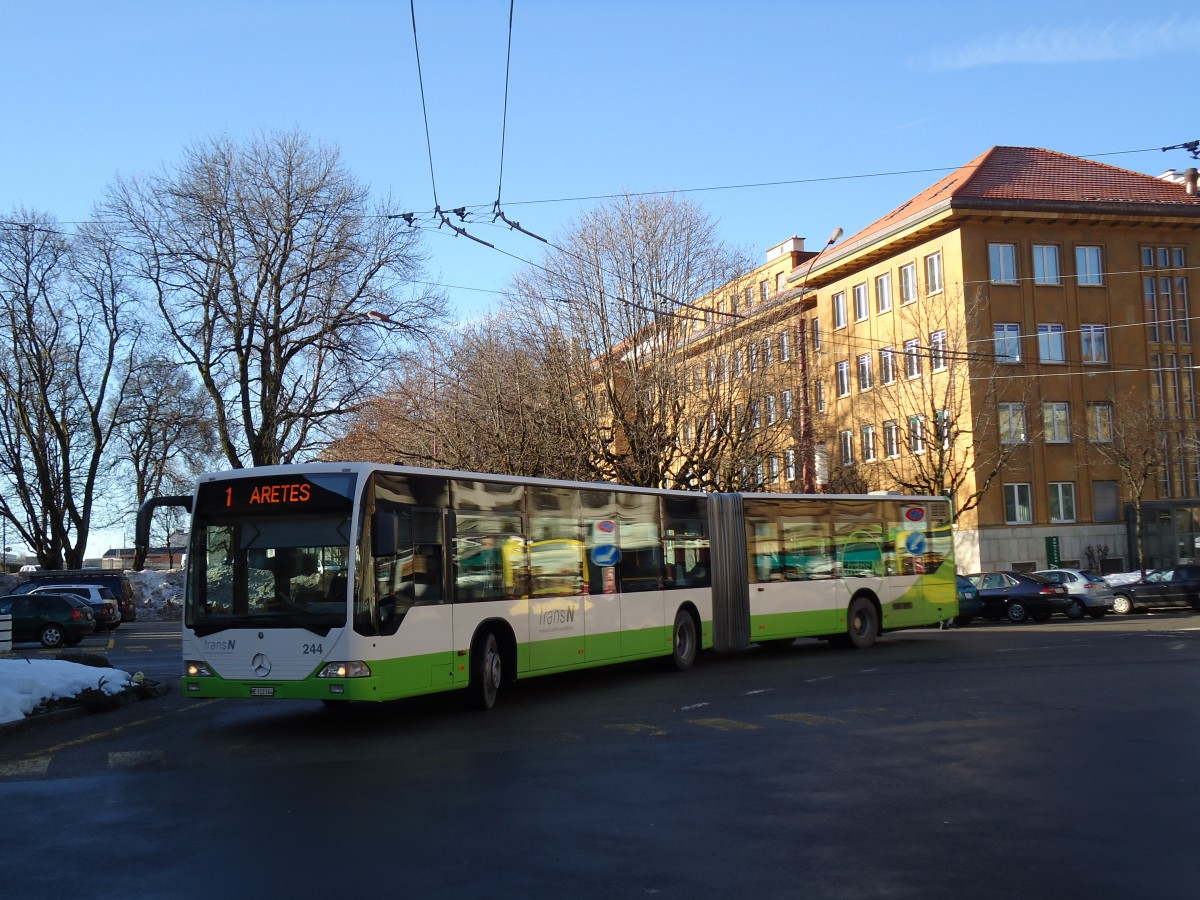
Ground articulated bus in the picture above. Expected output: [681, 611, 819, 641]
[137, 463, 956, 710]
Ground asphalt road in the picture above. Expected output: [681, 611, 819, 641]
[2, 614, 1199, 899]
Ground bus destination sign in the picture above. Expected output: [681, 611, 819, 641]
[196, 473, 357, 518]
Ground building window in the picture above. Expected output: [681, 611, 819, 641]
[768, 454, 780, 482]
[994, 323, 1022, 363]
[706, 360, 716, 386]
[766, 394, 777, 425]
[857, 353, 873, 391]
[883, 420, 900, 458]
[880, 347, 895, 384]
[908, 415, 926, 454]
[784, 449, 796, 482]
[752, 400, 762, 430]
[924, 251, 943, 295]
[1038, 324, 1066, 363]
[760, 280, 769, 304]
[1043, 402, 1071, 443]
[1087, 402, 1113, 442]
[836, 360, 850, 397]
[862, 425, 877, 462]
[999, 402, 1027, 444]
[1004, 483, 1033, 524]
[934, 408, 951, 450]
[816, 381, 825, 412]
[833, 292, 847, 329]
[900, 263, 917, 304]
[989, 243, 1018, 284]
[1033, 244, 1061, 285]
[1179, 277, 1192, 344]
[779, 331, 791, 361]
[782, 390, 793, 420]
[1076, 246, 1103, 286]
[876, 272, 892, 313]
[1081, 324, 1108, 363]
[904, 338, 922, 379]
[733, 348, 744, 378]
[853, 283, 869, 321]
[840, 430, 854, 466]
[749, 344, 760, 373]
[762, 337, 773, 368]
[930, 330, 947, 371]
[811, 319, 821, 352]
[1049, 482, 1076, 523]
[1093, 480, 1119, 522]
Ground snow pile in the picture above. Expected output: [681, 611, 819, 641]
[127, 570, 184, 620]
[0, 658, 135, 725]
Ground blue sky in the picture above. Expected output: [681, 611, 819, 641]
[2, 0, 1199, 555]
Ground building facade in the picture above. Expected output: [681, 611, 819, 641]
[680, 147, 1200, 573]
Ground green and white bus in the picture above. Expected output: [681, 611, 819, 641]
[138, 463, 956, 709]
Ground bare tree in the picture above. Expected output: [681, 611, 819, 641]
[508, 194, 754, 489]
[1077, 385, 1164, 574]
[105, 128, 446, 467]
[113, 353, 217, 569]
[0, 212, 139, 567]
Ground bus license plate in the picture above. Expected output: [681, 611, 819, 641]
[250, 687, 275, 697]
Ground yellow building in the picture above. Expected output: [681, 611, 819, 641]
[689, 147, 1200, 573]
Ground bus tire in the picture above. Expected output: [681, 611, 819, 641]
[470, 631, 503, 710]
[671, 608, 698, 671]
[845, 595, 879, 649]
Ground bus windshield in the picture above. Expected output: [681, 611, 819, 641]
[186, 473, 357, 637]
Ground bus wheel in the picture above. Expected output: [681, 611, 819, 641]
[845, 596, 878, 649]
[470, 631, 503, 710]
[671, 609, 698, 671]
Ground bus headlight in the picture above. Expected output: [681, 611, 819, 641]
[185, 660, 213, 677]
[317, 661, 371, 678]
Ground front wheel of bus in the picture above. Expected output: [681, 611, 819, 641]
[671, 609, 698, 671]
[845, 596, 878, 649]
[470, 631, 503, 710]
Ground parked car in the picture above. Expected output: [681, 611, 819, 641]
[0, 592, 96, 647]
[1109, 564, 1200, 614]
[965, 571, 1072, 623]
[27, 584, 121, 631]
[10, 570, 136, 622]
[954, 575, 983, 626]
[1032, 568, 1114, 619]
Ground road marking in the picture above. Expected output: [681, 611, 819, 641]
[0, 756, 51, 777]
[770, 712, 845, 726]
[680, 701, 709, 711]
[689, 718, 760, 732]
[606, 723, 667, 737]
[109, 750, 165, 769]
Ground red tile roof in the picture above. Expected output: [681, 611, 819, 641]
[830, 146, 1200, 260]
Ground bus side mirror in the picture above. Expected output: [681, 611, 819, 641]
[372, 512, 400, 557]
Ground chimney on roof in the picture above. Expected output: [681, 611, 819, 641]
[1186, 168, 1199, 197]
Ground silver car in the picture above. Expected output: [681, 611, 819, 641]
[1032, 568, 1114, 619]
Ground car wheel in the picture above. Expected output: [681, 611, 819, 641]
[469, 631, 502, 710]
[671, 608, 699, 671]
[1007, 602, 1028, 624]
[1065, 599, 1085, 620]
[844, 595, 879, 649]
[40, 623, 66, 648]
[1112, 594, 1133, 615]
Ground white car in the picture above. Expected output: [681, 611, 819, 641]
[1032, 569, 1114, 619]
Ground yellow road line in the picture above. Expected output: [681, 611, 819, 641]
[689, 717, 760, 732]
[770, 712, 846, 726]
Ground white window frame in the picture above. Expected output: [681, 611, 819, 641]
[1038, 323, 1066, 363]
[994, 323, 1022, 363]
[924, 251, 943, 296]
[833, 292, 847, 329]
[1033, 244, 1062, 285]
[1076, 246, 1103, 286]
[1081, 324, 1108, 364]
[908, 415, 926, 454]
[853, 282, 869, 321]
[930, 330, 947, 371]
[840, 429, 854, 466]
[904, 338, 922, 379]
[999, 402, 1028, 444]
[883, 420, 900, 458]
[989, 242, 1018, 284]
[900, 263, 917, 304]
[880, 347, 895, 384]
[1087, 402, 1113, 443]
[782, 390, 793, 420]
[1049, 482, 1076, 523]
[1043, 401, 1071, 444]
[836, 360, 850, 397]
[784, 449, 796, 482]
[861, 425, 877, 462]
[876, 272, 892, 313]
[1004, 483, 1033, 524]
[857, 353, 873, 392]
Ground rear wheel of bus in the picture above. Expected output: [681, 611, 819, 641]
[843, 595, 879, 649]
[470, 630, 504, 710]
[671, 607, 699, 671]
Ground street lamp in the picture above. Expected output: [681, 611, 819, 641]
[367, 311, 440, 466]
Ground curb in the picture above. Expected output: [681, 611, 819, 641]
[0, 678, 171, 737]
